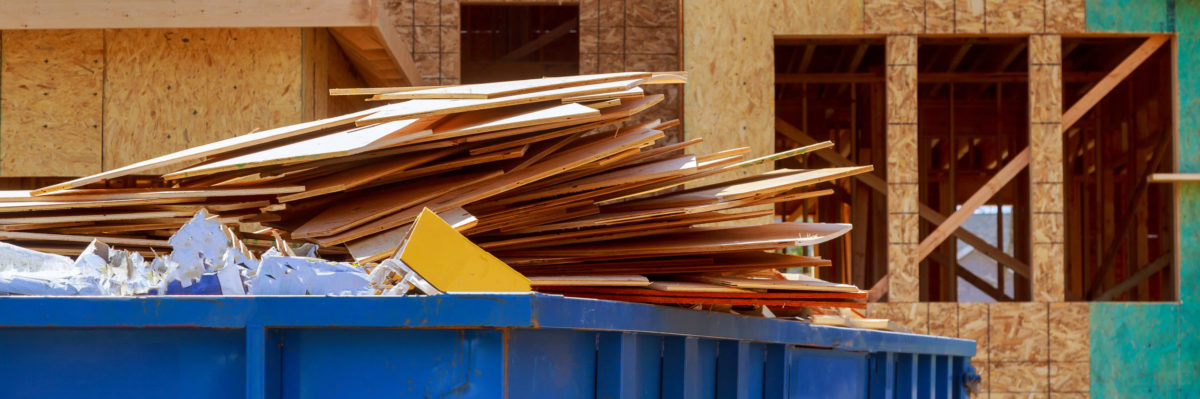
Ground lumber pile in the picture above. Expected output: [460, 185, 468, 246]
[3, 72, 875, 313]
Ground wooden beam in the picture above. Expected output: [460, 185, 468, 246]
[776, 117, 1031, 278]
[1148, 173, 1200, 183]
[917, 147, 1031, 262]
[956, 263, 1013, 301]
[1095, 252, 1171, 301]
[1085, 133, 1171, 298]
[867, 274, 889, 302]
[1062, 35, 1169, 131]
[499, 17, 578, 62]
[930, 248, 1012, 301]
[919, 205, 1030, 278]
[371, 0, 425, 86]
[776, 71, 1105, 84]
[798, 44, 816, 74]
[0, 0, 376, 29]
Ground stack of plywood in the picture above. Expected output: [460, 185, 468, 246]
[4, 72, 873, 310]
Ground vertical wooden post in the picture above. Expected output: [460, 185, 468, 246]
[1029, 34, 1065, 302]
[301, 28, 331, 122]
[886, 35, 920, 302]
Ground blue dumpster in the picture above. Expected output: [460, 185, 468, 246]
[0, 294, 976, 398]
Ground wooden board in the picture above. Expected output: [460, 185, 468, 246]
[0, 197, 196, 213]
[275, 148, 457, 202]
[358, 79, 645, 124]
[679, 275, 862, 293]
[292, 169, 501, 238]
[377, 72, 651, 99]
[163, 118, 437, 180]
[535, 291, 867, 309]
[477, 210, 772, 251]
[416, 102, 601, 143]
[1, 29, 104, 176]
[538, 286, 866, 300]
[528, 275, 651, 287]
[498, 155, 697, 204]
[492, 223, 852, 259]
[646, 281, 752, 293]
[335, 127, 664, 256]
[562, 87, 645, 103]
[0, 230, 170, 247]
[11, 186, 304, 202]
[34, 104, 380, 195]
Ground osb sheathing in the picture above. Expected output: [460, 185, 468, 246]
[1046, 0, 1087, 33]
[985, 0, 1045, 33]
[956, 0, 986, 33]
[1029, 34, 1066, 302]
[682, 0, 862, 188]
[102, 28, 302, 170]
[925, 0, 956, 34]
[886, 35, 920, 302]
[0, 30, 104, 176]
[869, 302, 1089, 397]
[864, 0, 924, 34]
[862, 299, 1090, 397]
[866, 302, 929, 334]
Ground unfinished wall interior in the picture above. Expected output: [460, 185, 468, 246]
[773, 38, 887, 289]
[460, 4, 579, 83]
[1060, 37, 1175, 302]
[916, 37, 1031, 302]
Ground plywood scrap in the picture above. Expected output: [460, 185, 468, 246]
[377, 72, 652, 100]
[678, 275, 862, 293]
[32, 107, 381, 195]
[393, 208, 530, 293]
[529, 275, 650, 287]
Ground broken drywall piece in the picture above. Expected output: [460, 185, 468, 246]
[247, 256, 371, 295]
[215, 249, 247, 295]
[0, 240, 75, 273]
[0, 241, 100, 295]
[168, 209, 231, 272]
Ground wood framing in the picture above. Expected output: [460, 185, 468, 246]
[777, 117, 1033, 280]
[917, 147, 1031, 262]
[1061, 35, 1169, 131]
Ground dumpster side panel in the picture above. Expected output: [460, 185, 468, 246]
[789, 347, 869, 398]
[507, 328, 598, 398]
[277, 328, 504, 398]
[0, 328, 244, 399]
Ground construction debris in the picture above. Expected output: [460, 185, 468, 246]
[0, 72, 881, 320]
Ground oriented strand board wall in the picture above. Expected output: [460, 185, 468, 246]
[868, 301, 1090, 397]
[0, 30, 104, 176]
[103, 28, 302, 170]
[683, 0, 863, 186]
